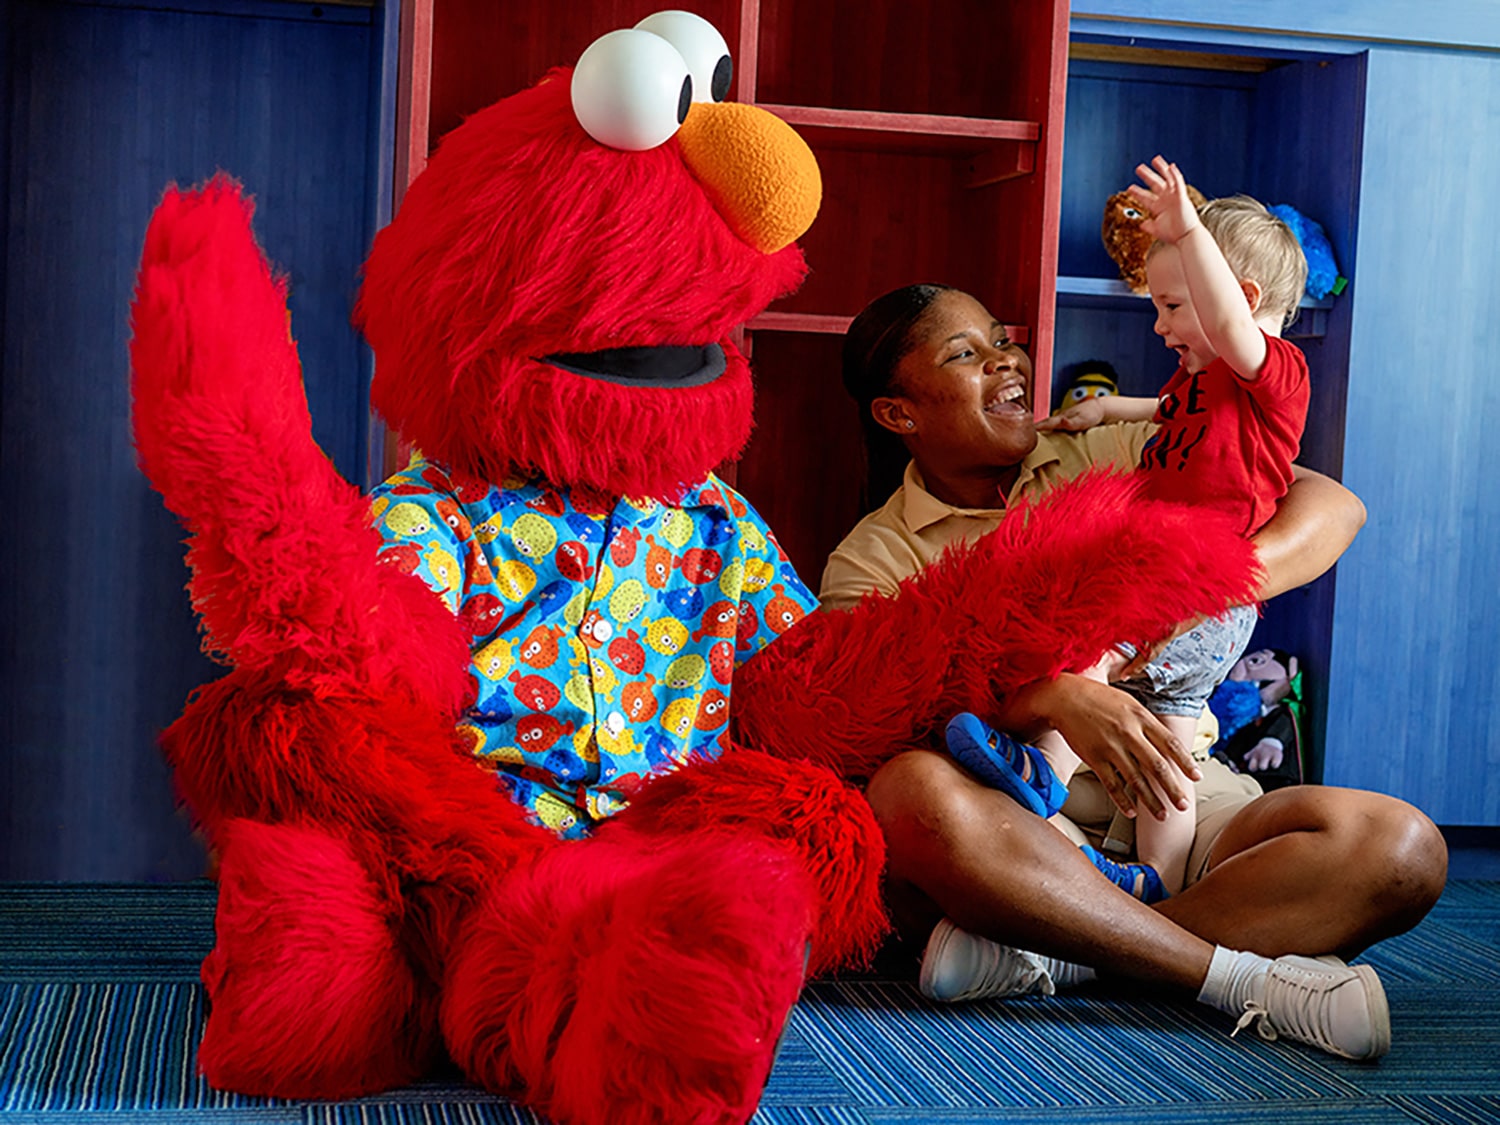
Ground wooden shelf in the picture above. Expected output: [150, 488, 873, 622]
[1054, 275, 1165, 311]
[748, 311, 852, 336]
[760, 104, 1038, 183]
[1055, 276, 1333, 337]
[749, 310, 1029, 346]
[1069, 42, 1281, 74]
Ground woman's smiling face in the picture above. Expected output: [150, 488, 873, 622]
[884, 289, 1038, 474]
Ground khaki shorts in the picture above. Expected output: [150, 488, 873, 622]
[1052, 756, 1263, 887]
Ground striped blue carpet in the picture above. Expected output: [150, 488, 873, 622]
[2, 882, 1497, 1124]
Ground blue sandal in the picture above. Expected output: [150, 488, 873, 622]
[1081, 845, 1168, 904]
[945, 712, 1069, 818]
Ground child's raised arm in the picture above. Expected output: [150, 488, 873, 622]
[1129, 156, 1269, 380]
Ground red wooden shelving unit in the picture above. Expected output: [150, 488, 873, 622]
[391, 0, 1069, 579]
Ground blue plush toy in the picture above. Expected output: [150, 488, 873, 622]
[1269, 203, 1346, 299]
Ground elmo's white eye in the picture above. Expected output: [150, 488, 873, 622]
[634, 10, 732, 104]
[571, 28, 692, 151]
[1123, 206, 1144, 220]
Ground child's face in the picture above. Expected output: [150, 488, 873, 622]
[1146, 246, 1215, 374]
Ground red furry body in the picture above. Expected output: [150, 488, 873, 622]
[130, 51, 1258, 1125]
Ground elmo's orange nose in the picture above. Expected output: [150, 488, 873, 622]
[676, 101, 821, 254]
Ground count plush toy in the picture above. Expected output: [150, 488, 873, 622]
[1209, 648, 1306, 789]
[129, 13, 1262, 1124]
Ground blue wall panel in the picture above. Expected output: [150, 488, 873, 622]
[0, 0, 381, 878]
[1324, 47, 1500, 824]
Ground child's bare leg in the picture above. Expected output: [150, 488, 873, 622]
[1134, 714, 1200, 895]
[1035, 648, 1131, 788]
[1032, 729, 1081, 793]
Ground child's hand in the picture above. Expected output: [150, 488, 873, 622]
[1036, 397, 1108, 433]
[1127, 155, 1202, 246]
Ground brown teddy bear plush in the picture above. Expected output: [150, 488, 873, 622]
[1102, 182, 1207, 293]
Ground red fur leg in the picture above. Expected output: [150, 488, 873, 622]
[199, 819, 433, 1098]
[616, 749, 889, 976]
[443, 833, 812, 1125]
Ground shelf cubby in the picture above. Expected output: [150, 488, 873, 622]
[1055, 275, 1333, 338]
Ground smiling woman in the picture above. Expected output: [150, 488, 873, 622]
[825, 283, 1160, 608]
[875, 293, 1035, 509]
[814, 282, 1445, 1064]
[844, 287, 1067, 513]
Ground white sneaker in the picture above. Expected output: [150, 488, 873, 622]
[918, 918, 1056, 1002]
[1232, 954, 1391, 1060]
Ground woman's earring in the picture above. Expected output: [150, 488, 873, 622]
[905, 420, 914, 429]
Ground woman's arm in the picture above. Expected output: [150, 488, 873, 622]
[1251, 465, 1366, 600]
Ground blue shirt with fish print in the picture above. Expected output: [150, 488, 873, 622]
[370, 457, 818, 839]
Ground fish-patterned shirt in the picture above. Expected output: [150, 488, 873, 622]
[370, 458, 818, 838]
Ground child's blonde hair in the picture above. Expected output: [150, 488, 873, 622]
[1196, 195, 1308, 328]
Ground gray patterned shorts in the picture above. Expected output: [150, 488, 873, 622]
[1115, 603, 1258, 718]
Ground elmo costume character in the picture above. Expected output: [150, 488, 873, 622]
[128, 12, 1258, 1124]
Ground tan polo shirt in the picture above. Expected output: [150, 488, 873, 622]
[818, 423, 1154, 611]
[817, 419, 1225, 762]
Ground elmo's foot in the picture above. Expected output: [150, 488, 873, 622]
[443, 831, 813, 1125]
[199, 819, 431, 1098]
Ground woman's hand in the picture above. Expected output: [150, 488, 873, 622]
[1000, 674, 1200, 819]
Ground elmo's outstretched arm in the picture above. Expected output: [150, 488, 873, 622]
[129, 177, 469, 712]
[731, 472, 1261, 780]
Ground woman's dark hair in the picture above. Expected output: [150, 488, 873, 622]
[841, 284, 955, 512]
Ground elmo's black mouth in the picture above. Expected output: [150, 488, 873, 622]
[543, 343, 726, 387]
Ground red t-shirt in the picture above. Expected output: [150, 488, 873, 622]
[1139, 333, 1309, 535]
